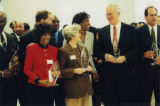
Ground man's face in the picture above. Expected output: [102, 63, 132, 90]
[14, 22, 24, 35]
[80, 18, 90, 31]
[145, 8, 157, 26]
[157, 17, 160, 25]
[40, 13, 53, 25]
[52, 16, 60, 31]
[106, 8, 120, 25]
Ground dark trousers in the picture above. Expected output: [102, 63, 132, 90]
[0, 78, 17, 106]
[101, 65, 133, 106]
[26, 83, 57, 106]
[54, 85, 65, 106]
[138, 66, 160, 106]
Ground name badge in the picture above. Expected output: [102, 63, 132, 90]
[70, 55, 76, 60]
[47, 60, 53, 64]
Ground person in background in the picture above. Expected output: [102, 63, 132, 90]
[11, 21, 24, 42]
[58, 24, 93, 106]
[23, 23, 30, 33]
[50, 15, 64, 48]
[24, 22, 60, 106]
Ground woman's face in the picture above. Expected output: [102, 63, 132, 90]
[80, 18, 90, 31]
[71, 31, 81, 43]
[40, 33, 51, 46]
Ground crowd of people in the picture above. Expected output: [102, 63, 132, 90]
[0, 3, 160, 106]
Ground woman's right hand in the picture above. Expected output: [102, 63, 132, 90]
[74, 68, 85, 75]
[38, 80, 55, 87]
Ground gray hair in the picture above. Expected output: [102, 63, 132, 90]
[106, 4, 120, 13]
[62, 23, 81, 42]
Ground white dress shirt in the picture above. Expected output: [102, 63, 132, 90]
[147, 24, 157, 45]
[110, 22, 121, 44]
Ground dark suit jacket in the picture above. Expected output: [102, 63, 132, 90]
[50, 31, 64, 48]
[136, 24, 160, 72]
[98, 22, 137, 81]
[0, 32, 16, 70]
[18, 30, 37, 67]
[58, 44, 93, 98]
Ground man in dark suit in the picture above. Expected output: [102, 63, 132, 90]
[136, 6, 160, 105]
[98, 4, 137, 105]
[0, 11, 18, 106]
[50, 15, 64, 48]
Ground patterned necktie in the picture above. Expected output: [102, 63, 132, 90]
[0, 34, 7, 51]
[151, 27, 157, 58]
[113, 26, 118, 53]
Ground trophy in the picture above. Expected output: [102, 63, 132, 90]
[8, 49, 18, 76]
[48, 60, 60, 86]
[80, 47, 92, 75]
[151, 43, 160, 66]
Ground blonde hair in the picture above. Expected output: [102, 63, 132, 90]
[106, 4, 120, 13]
[62, 23, 81, 42]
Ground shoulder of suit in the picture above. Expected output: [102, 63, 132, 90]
[21, 29, 36, 39]
[99, 25, 109, 31]
[136, 24, 147, 31]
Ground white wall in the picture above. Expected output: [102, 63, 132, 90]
[1, 0, 160, 33]
[1, 0, 59, 33]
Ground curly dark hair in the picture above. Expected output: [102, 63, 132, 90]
[35, 22, 51, 42]
[72, 12, 90, 24]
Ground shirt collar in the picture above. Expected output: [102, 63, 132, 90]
[110, 21, 121, 29]
[147, 24, 157, 31]
[38, 43, 49, 49]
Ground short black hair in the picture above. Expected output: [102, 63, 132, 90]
[35, 22, 51, 42]
[23, 23, 30, 31]
[144, 6, 158, 16]
[35, 10, 51, 22]
[72, 12, 90, 24]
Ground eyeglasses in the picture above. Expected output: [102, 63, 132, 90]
[52, 20, 60, 24]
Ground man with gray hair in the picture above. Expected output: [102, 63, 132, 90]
[0, 11, 18, 106]
[98, 4, 137, 105]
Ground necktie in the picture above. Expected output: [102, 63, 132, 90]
[151, 27, 157, 58]
[113, 26, 118, 53]
[0, 34, 7, 51]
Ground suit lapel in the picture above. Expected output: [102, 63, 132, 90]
[105, 25, 114, 54]
[118, 22, 124, 49]
[157, 25, 160, 48]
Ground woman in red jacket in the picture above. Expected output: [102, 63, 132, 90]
[24, 22, 60, 106]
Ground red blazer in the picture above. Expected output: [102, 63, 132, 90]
[24, 43, 58, 87]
